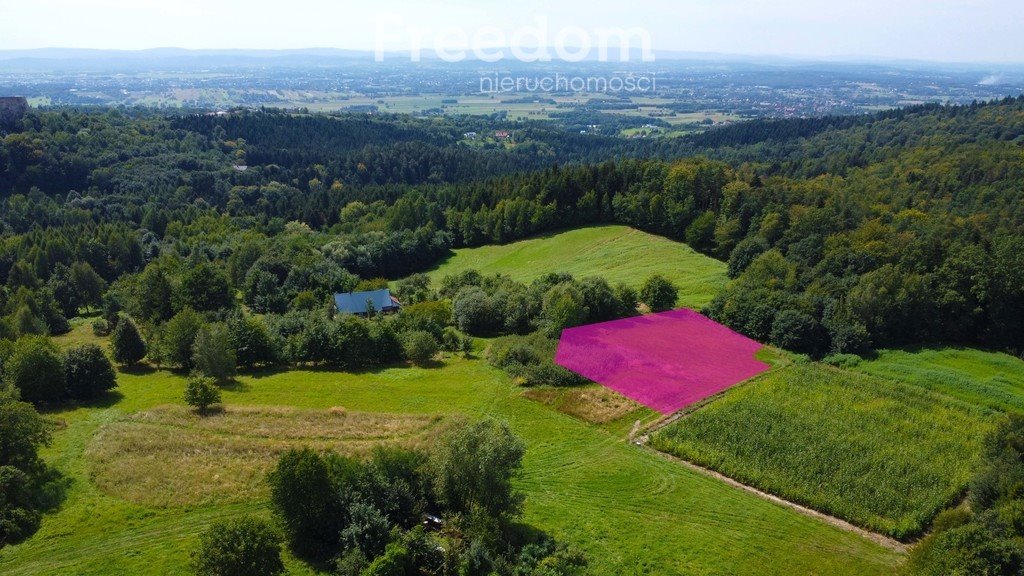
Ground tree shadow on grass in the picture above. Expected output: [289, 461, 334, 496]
[117, 364, 159, 376]
[240, 360, 445, 382]
[218, 379, 252, 393]
[38, 389, 126, 416]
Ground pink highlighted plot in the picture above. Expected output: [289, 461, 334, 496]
[555, 309, 770, 414]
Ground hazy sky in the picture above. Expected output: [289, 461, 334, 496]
[1, 0, 1022, 63]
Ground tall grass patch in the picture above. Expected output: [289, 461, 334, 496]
[650, 364, 992, 539]
[86, 405, 443, 507]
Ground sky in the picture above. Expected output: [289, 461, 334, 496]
[0, 0, 1022, 63]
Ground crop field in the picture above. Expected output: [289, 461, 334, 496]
[854, 348, 1024, 413]
[0, 354, 901, 575]
[427, 226, 728, 308]
[556, 309, 770, 414]
[650, 363, 992, 539]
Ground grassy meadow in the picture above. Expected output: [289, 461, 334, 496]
[0, 341, 902, 575]
[650, 363, 993, 539]
[426, 226, 728, 308]
[854, 348, 1024, 413]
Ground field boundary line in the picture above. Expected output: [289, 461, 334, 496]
[631, 352, 908, 553]
[633, 439, 909, 552]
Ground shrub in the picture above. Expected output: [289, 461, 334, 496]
[453, 286, 497, 335]
[184, 375, 221, 415]
[402, 331, 439, 366]
[63, 344, 117, 400]
[440, 327, 473, 354]
[110, 316, 147, 366]
[540, 283, 588, 337]
[191, 516, 284, 576]
[3, 336, 65, 405]
[91, 319, 110, 337]
[639, 275, 678, 312]
[613, 284, 639, 317]
[486, 333, 585, 387]
[822, 353, 862, 369]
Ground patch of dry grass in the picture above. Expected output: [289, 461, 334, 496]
[523, 386, 643, 425]
[85, 405, 443, 507]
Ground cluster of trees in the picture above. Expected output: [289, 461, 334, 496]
[260, 419, 584, 576]
[0, 383, 63, 548]
[908, 415, 1024, 575]
[442, 270, 674, 340]
[1, 336, 116, 406]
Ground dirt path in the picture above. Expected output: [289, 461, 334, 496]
[632, 434, 909, 552]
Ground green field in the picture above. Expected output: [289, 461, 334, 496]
[854, 348, 1024, 413]
[650, 363, 992, 539]
[426, 226, 728, 308]
[0, 351, 901, 575]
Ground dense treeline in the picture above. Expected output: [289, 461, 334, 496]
[1, 97, 1023, 364]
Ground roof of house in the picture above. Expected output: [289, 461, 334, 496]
[334, 289, 400, 314]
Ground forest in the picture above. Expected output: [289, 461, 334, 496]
[2, 97, 1024, 572]
[1, 97, 1022, 357]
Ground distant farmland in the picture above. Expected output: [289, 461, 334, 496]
[427, 226, 728, 308]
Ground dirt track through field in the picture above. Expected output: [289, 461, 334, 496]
[632, 432, 909, 552]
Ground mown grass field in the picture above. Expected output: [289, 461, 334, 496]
[854, 348, 1024, 413]
[650, 363, 992, 539]
[0, 354, 902, 575]
[426, 226, 728, 308]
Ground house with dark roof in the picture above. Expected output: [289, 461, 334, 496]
[334, 289, 401, 316]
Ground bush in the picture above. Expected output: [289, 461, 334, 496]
[401, 331, 439, 366]
[3, 336, 65, 405]
[822, 353, 862, 368]
[453, 286, 498, 335]
[63, 344, 117, 400]
[191, 516, 284, 576]
[91, 319, 110, 337]
[110, 316, 147, 366]
[486, 333, 585, 387]
[639, 275, 678, 312]
[184, 375, 221, 414]
[440, 327, 473, 354]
